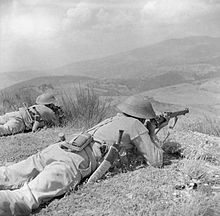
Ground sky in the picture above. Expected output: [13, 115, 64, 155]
[0, 0, 220, 73]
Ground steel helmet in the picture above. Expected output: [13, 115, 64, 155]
[36, 93, 57, 105]
[117, 95, 156, 119]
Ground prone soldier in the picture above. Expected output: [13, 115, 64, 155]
[0, 93, 64, 136]
[0, 95, 188, 215]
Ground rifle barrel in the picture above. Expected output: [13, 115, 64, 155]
[166, 108, 189, 118]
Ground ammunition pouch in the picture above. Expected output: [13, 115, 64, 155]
[60, 132, 93, 152]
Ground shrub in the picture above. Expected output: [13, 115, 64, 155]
[0, 92, 17, 113]
[58, 84, 113, 129]
[0, 88, 38, 114]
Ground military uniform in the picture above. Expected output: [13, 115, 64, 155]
[0, 95, 163, 216]
[0, 105, 59, 136]
[0, 111, 26, 136]
[0, 93, 62, 136]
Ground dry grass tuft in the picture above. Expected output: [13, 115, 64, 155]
[181, 114, 220, 137]
[58, 84, 112, 129]
[0, 89, 39, 114]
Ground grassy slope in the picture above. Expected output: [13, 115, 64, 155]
[0, 126, 80, 165]
[141, 77, 220, 118]
[32, 129, 220, 216]
[0, 122, 220, 216]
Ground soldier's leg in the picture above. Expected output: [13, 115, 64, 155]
[0, 124, 12, 136]
[0, 117, 25, 136]
[0, 111, 18, 125]
[0, 114, 7, 125]
[0, 161, 81, 216]
[0, 152, 45, 189]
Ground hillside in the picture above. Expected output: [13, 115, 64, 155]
[140, 77, 220, 117]
[0, 71, 188, 98]
[48, 36, 220, 79]
[1, 36, 220, 89]
[1, 75, 219, 120]
[87, 76, 220, 119]
[1, 36, 220, 120]
[0, 70, 47, 90]
[2, 75, 94, 92]
[0, 124, 219, 216]
[0, 79, 219, 215]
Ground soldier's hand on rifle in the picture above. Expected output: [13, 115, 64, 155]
[145, 119, 156, 136]
[32, 121, 40, 132]
[32, 114, 44, 132]
[156, 113, 171, 130]
[145, 119, 161, 148]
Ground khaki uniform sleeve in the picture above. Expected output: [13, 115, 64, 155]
[130, 120, 163, 168]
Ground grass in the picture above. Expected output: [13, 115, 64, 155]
[0, 88, 39, 114]
[0, 86, 220, 216]
[58, 84, 113, 129]
[180, 114, 220, 137]
[0, 124, 218, 216]
[31, 158, 219, 216]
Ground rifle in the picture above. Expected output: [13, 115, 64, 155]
[162, 108, 189, 119]
[147, 108, 189, 134]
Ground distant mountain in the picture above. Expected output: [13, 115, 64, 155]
[48, 36, 220, 79]
[1, 36, 220, 89]
[2, 75, 93, 92]
[0, 70, 47, 90]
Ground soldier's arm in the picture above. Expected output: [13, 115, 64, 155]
[145, 120, 161, 148]
[131, 121, 163, 167]
[32, 115, 45, 132]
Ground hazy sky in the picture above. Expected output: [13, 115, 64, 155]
[0, 0, 220, 73]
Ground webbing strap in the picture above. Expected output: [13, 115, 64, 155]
[86, 116, 115, 136]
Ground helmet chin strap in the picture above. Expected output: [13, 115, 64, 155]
[122, 113, 146, 124]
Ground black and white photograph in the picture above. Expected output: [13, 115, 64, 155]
[0, 0, 220, 215]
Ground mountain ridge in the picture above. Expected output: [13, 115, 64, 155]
[0, 35, 220, 89]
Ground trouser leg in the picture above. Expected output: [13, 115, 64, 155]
[0, 112, 20, 124]
[28, 161, 81, 208]
[0, 117, 25, 136]
[0, 161, 81, 216]
[0, 116, 6, 125]
[0, 124, 12, 136]
[0, 153, 44, 189]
